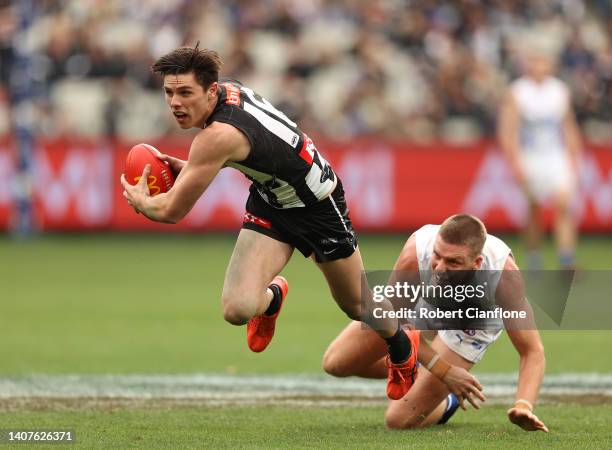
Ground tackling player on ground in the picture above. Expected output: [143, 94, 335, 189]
[120, 44, 480, 400]
[323, 214, 548, 432]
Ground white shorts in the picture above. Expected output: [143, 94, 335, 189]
[438, 329, 503, 363]
[411, 299, 503, 364]
[521, 152, 576, 203]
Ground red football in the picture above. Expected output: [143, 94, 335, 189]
[125, 143, 175, 196]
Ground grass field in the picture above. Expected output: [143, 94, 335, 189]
[1, 233, 611, 448]
[1, 405, 611, 449]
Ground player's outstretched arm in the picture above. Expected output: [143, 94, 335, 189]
[121, 122, 249, 223]
[417, 339, 485, 410]
[505, 328, 547, 432]
[497, 257, 548, 432]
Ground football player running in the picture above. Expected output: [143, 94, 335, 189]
[119, 44, 470, 400]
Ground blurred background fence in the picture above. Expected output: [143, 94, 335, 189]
[1, 0, 612, 232]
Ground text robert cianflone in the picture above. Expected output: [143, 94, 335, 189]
[372, 281, 488, 303]
[371, 306, 527, 320]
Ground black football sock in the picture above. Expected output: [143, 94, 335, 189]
[385, 327, 412, 364]
[264, 284, 282, 316]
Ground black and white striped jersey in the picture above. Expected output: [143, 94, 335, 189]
[205, 78, 336, 209]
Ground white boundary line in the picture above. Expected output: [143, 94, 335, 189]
[1, 373, 612, 405]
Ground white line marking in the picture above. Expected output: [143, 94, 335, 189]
[1, 373, 612, 405]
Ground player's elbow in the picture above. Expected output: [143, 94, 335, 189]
[533, 343, 546, 364]
[162, 214, 181, 225]
[161, 205, 187, 224]
[520, 341, 545, 365]
[149, 196, 186, 224]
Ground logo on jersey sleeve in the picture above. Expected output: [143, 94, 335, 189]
[223, 83, 241, 106]
[298, 134, 315, 165]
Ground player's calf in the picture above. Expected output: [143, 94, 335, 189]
[246, 276, 289, 352]
[331, 300, 362, 322]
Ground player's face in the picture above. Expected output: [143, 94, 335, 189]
[163, 72, 218, 129]
[525, 54, 555, 81]
[430, 236, 483, 283]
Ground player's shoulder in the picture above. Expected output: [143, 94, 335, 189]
[546, 76, 567, 88]
[397, 225, 438, 266]
[508, 78, 530, 104]
[414, 224, 440, 236]
[218, 77, 244, 89]
[483, 232, 512, 269]
[510, 76, 529, 91]
[511, 76, 562, 93]
[220, 76, 243, 84]
[214, 78, 244, 108]
[412, 224, 440, 251]
[395, 232, 420, 270]
[546, 76, 571, 97]
[484, 232, 509, 249]
[410, 224, 439, 263]
[192, 121, 250, 160]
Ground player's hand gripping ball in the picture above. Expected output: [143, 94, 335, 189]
[125, 144, 175, 196]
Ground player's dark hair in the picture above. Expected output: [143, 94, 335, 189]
[151, 42, 222, 89]
[439, 214, 487, 256]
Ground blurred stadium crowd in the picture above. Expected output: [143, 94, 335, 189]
[1, 0, 612, 142]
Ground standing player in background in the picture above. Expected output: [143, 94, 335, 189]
[498, 48, 582, 269]
[324, 214, 548, 432]
[120, 44, 436, 400]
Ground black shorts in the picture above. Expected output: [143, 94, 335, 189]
[242, 181, 358, 263]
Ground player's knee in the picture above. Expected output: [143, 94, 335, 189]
[223, 308, 250, 325]
[222, 301, 253, 325]
[221, 286, 260, 325]
[554, 198, 569, 213]
[338, 303, 362, 322]
[322, 347, 351, 377]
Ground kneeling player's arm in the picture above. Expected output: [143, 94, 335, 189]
[132, 127, 234, 223]
[507, 328, 546, 409]
[418, 338, 485, 409]
[505, 328, 548, 432]
[496, 257, 546, 408]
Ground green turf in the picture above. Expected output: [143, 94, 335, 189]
[0, 405, 609, 449]
[1, 233, 612, 375]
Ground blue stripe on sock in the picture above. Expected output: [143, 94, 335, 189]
[437, 393, 460, 425]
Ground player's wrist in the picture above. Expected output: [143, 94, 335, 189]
[513, 399, 533, 412]
[426, 354, 451, 380]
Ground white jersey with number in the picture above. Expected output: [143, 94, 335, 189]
[511, 76, 569, 156]
[413, 224, 511, 363]
[510, 76, 576, 202]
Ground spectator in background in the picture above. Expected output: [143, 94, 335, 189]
[0, 1, 15, 136]
[0, 0, 610, 142]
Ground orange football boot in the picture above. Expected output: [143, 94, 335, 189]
[247, 276, 289, 353]
[386, 329, 420, 400]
